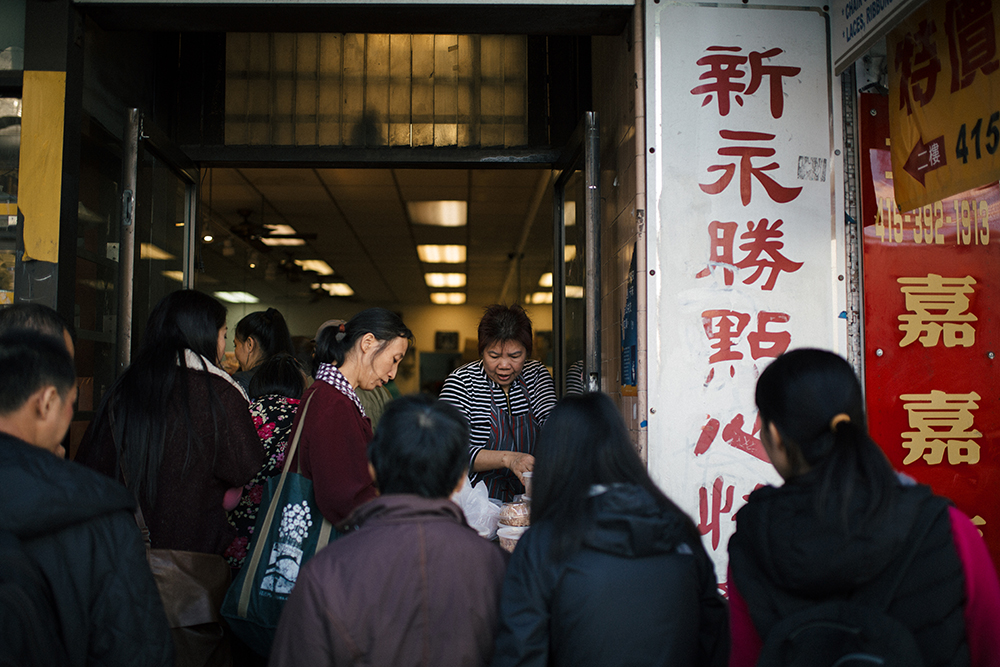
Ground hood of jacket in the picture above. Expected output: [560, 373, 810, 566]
[0, 432, 136, 540]
[345, 493, 468, 531]
[730, 472, 932, 597]
[580, 484, 696, 558]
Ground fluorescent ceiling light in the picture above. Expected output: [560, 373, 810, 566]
[425, 273, 466, 288]
[261, 237, 306, 247]
[529, 292, 553, 304]
[538, 272, 553, 287]
[162, 270, 184, 283]
[214, 291, 259, 304]
[261, 224, 306, 247]
[312, 282, 355, 297]
[566, 285, 584, 299]
[430, 292, 466, 305]
[295, 259, 334, 275]
[140, 243, 175, 260]
[565, 245, 577, 261]
[407, 201, 468, 227]
[417, 245, 467, 263]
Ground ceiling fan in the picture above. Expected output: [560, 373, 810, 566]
[229, 208, 318, 247]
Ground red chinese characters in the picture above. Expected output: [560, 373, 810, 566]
[699, 131, 803, 207]
[690, 46, 801, 119]
[945, 0, 999, 92]
[696, 219, 803, 290]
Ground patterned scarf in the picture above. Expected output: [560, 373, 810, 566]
[314, 362, 367, 418]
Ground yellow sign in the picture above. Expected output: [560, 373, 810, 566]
[888, 0, 1000, 212]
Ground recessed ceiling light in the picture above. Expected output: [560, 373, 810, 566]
[430, 292, 466, 305]
[312, 282, 355, 297]
[140, 243, 176, 260]
[417, 245, 467, 263]
[407, 201, 468, 227]
[538, 272, 553, 287]
[425, 273, 466, 288]
[295, 259, 335, 275]
[214, 291, 259, 304]
[565, 285, 584, 298]
[565, 245, 577, 261]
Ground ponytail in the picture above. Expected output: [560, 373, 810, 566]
[235, 308, 294, 365]
[756, 348, 896, 533]
[314, 308, 412, 367]
[815, 418, 896, 530]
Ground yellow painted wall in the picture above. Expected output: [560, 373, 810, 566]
[19, 70, 66, 263]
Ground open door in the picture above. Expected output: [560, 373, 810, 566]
[552, 112, 600, 397]
[117, 109, 199, 372]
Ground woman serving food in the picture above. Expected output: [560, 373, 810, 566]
[439, 304, 557, 502]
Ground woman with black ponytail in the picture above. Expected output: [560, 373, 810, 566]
[727, 348, 1000, 667]
[287, 307, 412, 524]
[231, 308, 295, 391]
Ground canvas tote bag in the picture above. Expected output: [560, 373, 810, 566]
[221, 392, 338, 656]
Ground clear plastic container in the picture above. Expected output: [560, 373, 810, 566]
[499, 501, 531, 527]
[522, 471, 533, 499]
[497, 525, 529, 552]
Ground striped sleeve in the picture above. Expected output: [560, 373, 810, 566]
[524, 360, 557, 425]
[439, 363, 491, 469]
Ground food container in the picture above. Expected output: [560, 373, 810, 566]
[521, 471, 533, 499]
[497, 525, 529, 553]
[499, 501, 530, 527]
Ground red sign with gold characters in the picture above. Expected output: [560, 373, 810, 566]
[862, 93, 1000, 568]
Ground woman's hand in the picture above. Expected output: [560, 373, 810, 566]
[503, 452, 535, 485]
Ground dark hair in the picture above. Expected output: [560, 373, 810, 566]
[95, 290, 229, 505]
[755, 348, 896, 529]
[0, 304, 74, 345]
[477, 304, 533, 356]
[290, 335, 316, 377]
[0, 332, 75, 414]
[531, 392, 698, 560]
[249, 353, 305, 400]
[234, 308, 294, 369]
[367, 394, 468, 498]
[315, 308, 412, 367]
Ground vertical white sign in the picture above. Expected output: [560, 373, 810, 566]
[646, 2, 840, 584]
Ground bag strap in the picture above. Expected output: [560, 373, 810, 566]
[237, 391, 320, 616]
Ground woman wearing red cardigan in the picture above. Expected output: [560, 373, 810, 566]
[288, 308, 411, 524]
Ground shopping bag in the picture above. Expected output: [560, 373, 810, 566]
[221, 393, 337, 656]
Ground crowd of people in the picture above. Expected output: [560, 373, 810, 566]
[0, 293, 998, 667]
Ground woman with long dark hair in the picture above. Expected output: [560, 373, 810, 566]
[76, 290, 265, 663]
[491, 393, 729, 667]
[287, 307, 411, 524]
[728, 348, 1000, 667]
[231, 308, 295, 391]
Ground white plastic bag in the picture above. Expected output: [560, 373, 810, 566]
[451, 480, 501, 540]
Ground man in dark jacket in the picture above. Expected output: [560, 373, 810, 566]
[270, 394, 509, 667]
[0, 331, 173, 666]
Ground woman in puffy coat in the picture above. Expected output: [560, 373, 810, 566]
[728, 348, 1000, 667]
[491, 392, 729, 667]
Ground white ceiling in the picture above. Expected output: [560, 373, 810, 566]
[199, 166, 557, 308]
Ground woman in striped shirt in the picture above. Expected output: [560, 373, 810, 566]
[440, 305, 557, 502]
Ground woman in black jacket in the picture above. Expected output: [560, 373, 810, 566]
[491, 393, 729, 667]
